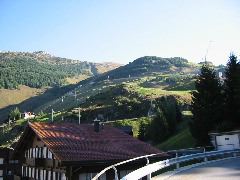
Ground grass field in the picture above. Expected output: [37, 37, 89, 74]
[65, 75, 90, 84]
[0, 85, 45, 109]
[157, 110, 195, 151]
[157, 128, 195, 151]
[136, 86, 191, 96]
[126, 82, 192, 104]
[108, 117, 152, 137]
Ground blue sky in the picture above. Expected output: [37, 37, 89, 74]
[0, 0, 239, 65]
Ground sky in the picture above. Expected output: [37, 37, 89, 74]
[0, 0, 239, 65]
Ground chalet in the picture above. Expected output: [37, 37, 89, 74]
[0, 147, 11, 180]
[0, 147, 20, 180]
[12, 121, 167, 180]
[209, 130, 240, 150]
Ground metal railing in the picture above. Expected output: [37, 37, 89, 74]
[92, 152, 166, 180]
[92, 147, 207, 180]
[121, 149, 240, 180]
[92, 148, 239, 180]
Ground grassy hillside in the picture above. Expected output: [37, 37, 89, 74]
[157, 111, 195, 151]
[65, 75, 90, 84]
[63, 77, 192, 123]
[0, 55, 218, 120]
[157, 128, 195, 151]
[0, 85, 44, 109]
[86, 56, 199, 83]
[0, 51, 120, 121]
[0, 55, 224, 150]
[0, 84, 80, 122]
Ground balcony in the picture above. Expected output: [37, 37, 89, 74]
[25, 147, 53, 159]
[25, 147, 59, 168]
[22, 166, 66, 180]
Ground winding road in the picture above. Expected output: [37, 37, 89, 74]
[155, 157, 240, 180]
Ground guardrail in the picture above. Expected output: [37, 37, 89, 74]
[121, 149, 240, 180]
[91, 152, 166, 180]
[92, 148, 239, 180]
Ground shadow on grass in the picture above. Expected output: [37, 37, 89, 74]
[0, 84, 77, 123]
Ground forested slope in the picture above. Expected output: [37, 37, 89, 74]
[0, 51, 120, 89]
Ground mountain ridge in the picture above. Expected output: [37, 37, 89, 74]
[0, 51, 121, 89]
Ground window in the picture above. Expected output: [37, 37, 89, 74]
[0, 158, 3, 164]
[9, 160, 18, 164]
[0, 170, 3, 176]
[225, 138, 230, 140]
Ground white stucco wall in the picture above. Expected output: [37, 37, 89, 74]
[216, 134, 240, 150]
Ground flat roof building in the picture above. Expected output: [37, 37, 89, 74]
[209, 130, 240, 151]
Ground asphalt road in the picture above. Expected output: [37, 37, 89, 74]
[156, 157, 240, 180]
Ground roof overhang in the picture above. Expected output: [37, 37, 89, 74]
[209, 130, 240, 136]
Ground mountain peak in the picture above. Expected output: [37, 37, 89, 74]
[131, 56, 190, 67]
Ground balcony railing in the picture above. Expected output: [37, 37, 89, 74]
[25, 147, 53, 159]
[22, 165, 66, 180]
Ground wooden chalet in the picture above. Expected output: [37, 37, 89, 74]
[0, 147, 20, 180]
[12, 121, 167, 180]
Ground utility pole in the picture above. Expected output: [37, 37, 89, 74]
[78, 107, 81, 125]
[51, 109, 54, 122]
[74, 89, 77, 99]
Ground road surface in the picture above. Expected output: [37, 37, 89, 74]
[155, 157, 240, 180]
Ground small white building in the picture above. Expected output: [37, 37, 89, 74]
[23, 112, 35, 120]
[209, 130, 240, 150]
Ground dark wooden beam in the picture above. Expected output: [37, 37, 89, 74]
[66, 166, 72, 180]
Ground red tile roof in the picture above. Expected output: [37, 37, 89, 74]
[28, 122, 165, 162]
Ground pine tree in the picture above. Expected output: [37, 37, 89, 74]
[159, 96, 177, 134]
[190, 64, 223, 145]
[9, 107, 21, 120]
[149, 108, 169, 143]
[138, 121, 148, 141]
[223, 54, 240, 127]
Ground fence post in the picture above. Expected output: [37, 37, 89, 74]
[203, 147, 208, 162]
[145, 157, 151, 180]
[112, 166, 119, 180]
[176, 152, 180, 169]
[233, 152, 237, 157]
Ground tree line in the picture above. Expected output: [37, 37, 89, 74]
[190, 54, 240, 145]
